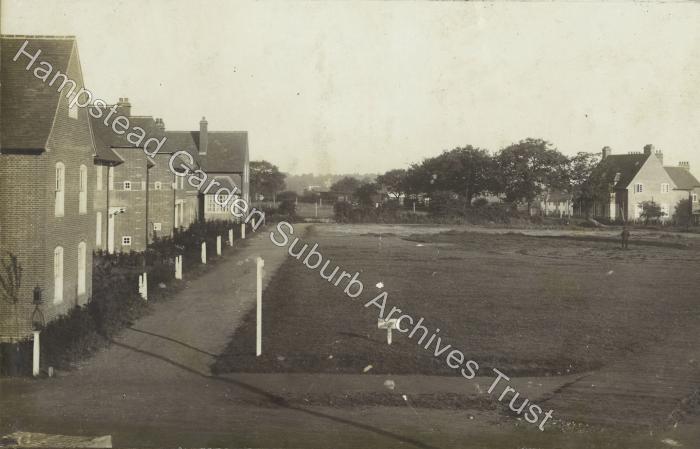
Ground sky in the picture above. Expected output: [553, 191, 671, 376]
[2, 1, 699, 175]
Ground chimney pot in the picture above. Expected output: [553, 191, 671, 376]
[116, 97, 131, 117]
[602, 146, 612, 159]
[643, 144, 655, 156]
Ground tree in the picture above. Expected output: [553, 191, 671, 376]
[639, 200, 666, 225]
[495, 139, 569, 210]
[673, 198, 694, 228]
[436, 146, 497, 206]
[355, 182, 380, 207]
[250, 161, 286, 201]
[376, 169, 407, 199]
[568, 152, 602, 217]
[330, 176, 362, 195]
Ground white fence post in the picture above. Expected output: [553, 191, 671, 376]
[217, 236, 222, 256]
[201, 242, 207, 264]
[175, 255, 182, 280]
[256, 257, 264, 356]
[138, 272, 148, 301]
[32, 331, 40, 377]
[228, 229, 234, 246]
[241, 223, 246, 240]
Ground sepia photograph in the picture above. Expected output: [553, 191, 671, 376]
[1, 1, 700, 448]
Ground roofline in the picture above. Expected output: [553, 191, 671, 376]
[0, 148, 45, 155]
[1, 34, 76, 39]
[165, 130, 248, 134]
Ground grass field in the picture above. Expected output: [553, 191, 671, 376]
[215, 224, 700, 381]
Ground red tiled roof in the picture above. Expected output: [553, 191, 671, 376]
[1, 36, 75, 150]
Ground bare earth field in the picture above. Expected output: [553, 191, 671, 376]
[215, 223, 700, 433]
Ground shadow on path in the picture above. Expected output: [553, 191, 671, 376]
[109, 339, 441, 449]
[127, 327, 217, 357]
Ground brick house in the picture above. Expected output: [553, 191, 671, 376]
[90, 100, 187, 253]
[164, 117, 250, 223]
[0, 36, 97, 341]
[590, 145, 700, 222]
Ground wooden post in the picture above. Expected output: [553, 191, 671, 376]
[378, 319, 397, 345]
[241, 223, 246, 240]
[256, 257, 264, 356]
[315, 201, 318, 218]
[217, 236, 222, 256]
[228, 229, 234, 246]
[138, 272, 148, 301]
[175, 255, 182, 280]
[32, 331, 40, 377]
[201, 242, 207, 264]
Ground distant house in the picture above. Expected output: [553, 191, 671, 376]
[0, 36, 98, 340]
[589, 145, 700, 222]
[533, 190, 573, 217]
[164, 118, 250, 222]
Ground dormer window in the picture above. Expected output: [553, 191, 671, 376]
[614, 172, 621, 184]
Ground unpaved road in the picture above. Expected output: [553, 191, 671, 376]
[1, 223, 698, 448]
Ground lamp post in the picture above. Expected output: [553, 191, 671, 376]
[30, 286, 45, 377]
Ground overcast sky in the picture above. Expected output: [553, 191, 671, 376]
[3, 1, 699, 175]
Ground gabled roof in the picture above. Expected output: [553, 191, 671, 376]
[163, 131, 248, 173]
[92, 130, 123, 165]
[664, 167, 700, 190]
[89, 114, 161, 149]
[1, 36, 75, 151]
[592, 153, 649, 189]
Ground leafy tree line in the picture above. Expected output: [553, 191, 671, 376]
[333, 138, 603, 212]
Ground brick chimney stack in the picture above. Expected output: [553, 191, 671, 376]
[679, 161, 690, 171]
[199, 117, 208, 155]
[116, 97, 131, 117]
[643, 144, 654, 157]
[155, 118, 165, 132]
[655, 149, 664, 165]
[602, 146, 612, 159]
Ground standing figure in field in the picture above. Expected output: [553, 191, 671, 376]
[621, 227, 631, 250]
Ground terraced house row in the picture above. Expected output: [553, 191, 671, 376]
[0, 35, 250, 342]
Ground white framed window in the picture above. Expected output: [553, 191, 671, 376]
[153, 222, 162, 231]
[634, 183, 644, 193]
[108, 166, 114, 191]
[79, 164, 88, 214]
[154, 181, 162, 190]
[205, 194, 231, 213]
[96, 166, 103, 191]
[693, 194, 698, 203]
[661, 183, 670, 194]
[68, 93, 78, 119]
[55, 162, 65, 217]
[53, 246, 64, 303]
[96, 212, 103, 247]
[77, 241, 86, 295]
[122, 236, 132, 246]
[123, 181, 132, 191]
